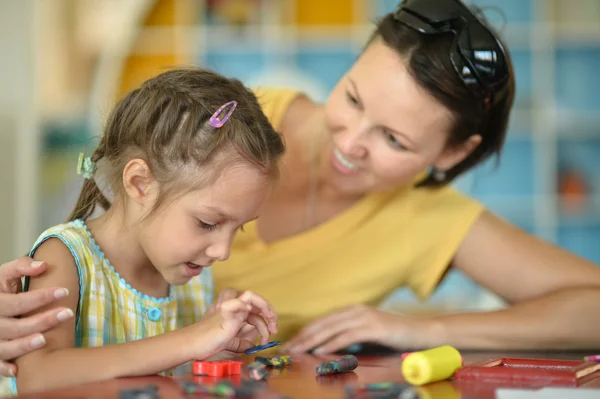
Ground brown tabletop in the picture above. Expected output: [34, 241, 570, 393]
[15, 351, 600, 398]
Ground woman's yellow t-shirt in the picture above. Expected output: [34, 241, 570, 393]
[212, 87, 485, 342]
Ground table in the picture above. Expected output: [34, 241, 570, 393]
[15, 350, 600, 398]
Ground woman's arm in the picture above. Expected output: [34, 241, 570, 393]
[14, 238, 220, 394]
[430, 210, 600, 349]
[284, 210, 600, 354]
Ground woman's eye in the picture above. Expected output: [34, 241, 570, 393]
[384, 130, 406, 150]
[346, 91, 359, 106]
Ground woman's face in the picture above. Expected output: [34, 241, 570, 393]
[322, 38, 475, 195]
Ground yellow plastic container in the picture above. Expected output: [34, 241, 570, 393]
[401, 345, 462, 386]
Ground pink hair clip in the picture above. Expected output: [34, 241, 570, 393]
[209, 100, 237, 128]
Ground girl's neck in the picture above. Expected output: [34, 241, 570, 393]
[84, 205, 170, 298]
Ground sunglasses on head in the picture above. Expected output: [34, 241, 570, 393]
[393, 0, 510, 107]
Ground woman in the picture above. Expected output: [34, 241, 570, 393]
[3, 0, 600, 376]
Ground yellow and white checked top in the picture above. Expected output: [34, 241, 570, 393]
[3, 219, 213, 397]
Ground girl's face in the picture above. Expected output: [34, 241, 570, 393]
[139, 163, 271, 285]
[322, 38, 476, 195]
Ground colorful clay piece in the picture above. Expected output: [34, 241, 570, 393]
[584, 354, 600, 363]
[254, 355, 292, 367]
[192, 360, 243, 376]
[247, 362, 269, 381]
[344, 381, 411, 398]
[180, 380, 262, 397]
[244, 340, 281, 355]
[316, 355, 359, 375]
[118, 384, 160, 399]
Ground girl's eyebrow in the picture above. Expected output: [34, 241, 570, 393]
[203, 206, 259, 223]
[203, 206, 232, 220]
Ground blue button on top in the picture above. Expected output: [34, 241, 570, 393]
[147, 307, 162, 321]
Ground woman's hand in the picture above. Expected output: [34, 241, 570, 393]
[0, 257, 73, 377]
[283, 305, 433, 354]
[201, 290, 278, 355]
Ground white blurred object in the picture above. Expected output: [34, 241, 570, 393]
[496, 388, 600, 399]
[87, 0, 156, 136]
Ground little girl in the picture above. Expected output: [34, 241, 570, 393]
[5, 67, 285, 396]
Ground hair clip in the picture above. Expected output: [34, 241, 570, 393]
[77, 152, 97, 180]
[209, 100, 237, 128]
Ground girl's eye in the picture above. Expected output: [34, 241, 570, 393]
[199, 220, 217, 231]
[384, 130, 407, 150]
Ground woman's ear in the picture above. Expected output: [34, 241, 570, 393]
[434, 134, 482, 171]
[122, 159, 156, 205]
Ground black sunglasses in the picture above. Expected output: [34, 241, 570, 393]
[393, 0, 510, 106]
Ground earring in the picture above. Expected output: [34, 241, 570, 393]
[433, 168, 446, 182]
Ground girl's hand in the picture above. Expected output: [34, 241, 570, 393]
[203, 291, 278, 354]
[204, 287, 240, 317]
[282, 305, 433, 354]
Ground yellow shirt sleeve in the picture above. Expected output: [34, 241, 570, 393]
[252, 87, 303, 131]
[403, 186, 485, 300]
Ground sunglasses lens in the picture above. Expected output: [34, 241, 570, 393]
[395, 0, 509, 102]
[457, 22, 508, 91]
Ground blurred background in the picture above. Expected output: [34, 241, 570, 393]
[1, 0, 600, 312]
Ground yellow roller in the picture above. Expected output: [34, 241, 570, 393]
[401, 345, 462, 386]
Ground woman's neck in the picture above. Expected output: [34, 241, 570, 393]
[255, 107, 364, 243]
[85, 205, 169, 298]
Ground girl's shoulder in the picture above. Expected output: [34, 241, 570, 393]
[31, 219, 89, 250]
[29, 219, 95, 267]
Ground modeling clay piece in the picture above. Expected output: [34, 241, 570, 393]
[401, 345, 462, 386]
[180, 380, 262, 397]
[254, 355, 292, 367]
[247, 362, 269, 381]
[245, 340, 281, 355]
[316, 355, 359, 375]
[118, 384, 160, 399]
[584, 354, 600, 363]
[192, 360, 243, 376]
[344, 382, 411, 398]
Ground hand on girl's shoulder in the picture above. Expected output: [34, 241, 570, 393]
[28, 238, 78, 287]
[23, 237, 80, 321]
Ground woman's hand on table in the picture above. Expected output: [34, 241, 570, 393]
[282, 305, 434, 354]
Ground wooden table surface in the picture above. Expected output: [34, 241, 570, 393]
[15, 350, 600, 398]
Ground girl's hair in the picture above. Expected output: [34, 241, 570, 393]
[370, 5, 516, 187]
[68, 67, 285, 221]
